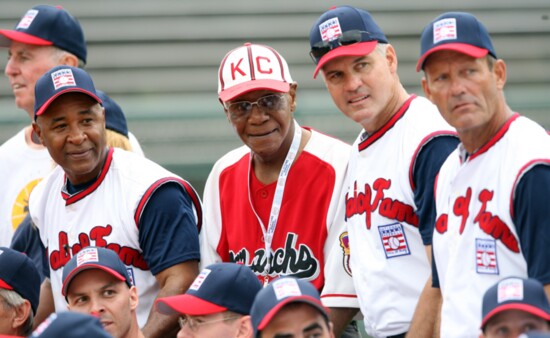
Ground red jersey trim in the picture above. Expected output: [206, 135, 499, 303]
[409, 131, 458, 191]
[62, 147, 114, 205]
[469, 113, 520, 161]
[133, 177, 203, 232]
[358, 95, 416, 151]
[510, 159, 550, 219]
[320, 294, 358, 299]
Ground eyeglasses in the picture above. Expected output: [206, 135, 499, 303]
[225, 93, 287, 120]
[309, 30, 376, 64]
[178, 314, 241, 332]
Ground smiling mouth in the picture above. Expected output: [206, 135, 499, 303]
[349, 95, 369, 104]
[250, 129, 276, 137]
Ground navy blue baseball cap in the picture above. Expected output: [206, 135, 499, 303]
[0, 5, 87, 63]
[96, 90, 129, 137]
[34, 65, 102, 119]
[417, 12, 497, 71]
[62, 246, 133, 298]
[156, 262, 262, 316]
[481, 277, 550, 329]
[0, 247, 40, 314]
[250, 277, 329, 336]
[29, 312, 111, 338]
[309, 6, 388, 78]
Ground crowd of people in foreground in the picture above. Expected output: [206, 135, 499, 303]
[0, 4, 549, 338]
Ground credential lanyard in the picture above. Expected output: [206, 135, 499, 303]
[247, 119, 302, 286]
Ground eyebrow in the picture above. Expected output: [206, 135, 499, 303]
[49, 108, 96, 123]
[272, 322, 325, 338]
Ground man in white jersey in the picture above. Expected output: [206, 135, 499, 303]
[412, 12, 550, 337]
[201, 43, 358, 336]
[0, 5, 143, 248]
[29, 65, 202, 337]
[308, 6, 459, 337]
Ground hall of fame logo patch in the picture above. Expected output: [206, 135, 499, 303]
[378, 223, 410, 259]
[339, 231, 352, 276]
[476, 238, 499, 274]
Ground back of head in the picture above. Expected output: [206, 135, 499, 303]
[0, 247, 40, 315]
[481, 277, 550, 330]
[417, 11, 497, 71]
[250, 277, 329, 337]
[0, 5, 86, 64]
[28, 312, 111, 338]
[309, 6, 388, 78]
[156, 262, 262, 316]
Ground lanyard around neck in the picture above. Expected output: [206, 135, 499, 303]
[247, 119, 302, 286]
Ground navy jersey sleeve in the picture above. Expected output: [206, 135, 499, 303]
[413, 135, 459, 245]
[513, 163, 550, 285]
[431, 245, 440, 288]
[10, 214, 49, 281]
[138, 182, 200, 276]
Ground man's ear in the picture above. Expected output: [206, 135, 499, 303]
[129, 286, 139, 311]
[421, 77, 432, 102]
[12, 300, 32, 330]
[32, 121, 45, 146]
[236, 315, 254, 338]
[60, 52, 79, 67]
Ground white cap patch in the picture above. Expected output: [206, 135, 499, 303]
[497, 278, 524, 303]
[319, 17, 342, 42]
[190, 268, 211, 291]
[273, 278, 302, 300]
[76, 247, 99, 266]
[51, 68, 76, 90]
[17, 9, 39, 30]
[433, 18, 457, 44]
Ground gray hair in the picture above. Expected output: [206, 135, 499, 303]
[50, 45, 86, 68]
[0, 289, 34, 336]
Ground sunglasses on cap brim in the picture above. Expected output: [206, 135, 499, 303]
[309, 30, 378, 64]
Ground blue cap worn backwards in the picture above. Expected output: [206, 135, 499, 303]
[417, 12, 497, 71]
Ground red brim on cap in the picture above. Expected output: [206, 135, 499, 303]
[36, 89, 102, 117]
[481, 303, 550, 329]
[219, 80, 290, 102]
[62, 264, 126, 296]
[0, 279, 14, 290]
[313, 41, 378, 79]
[156, 294, 227, 316]
[257, 296, 330, 331]
[0, 30, 53, 46]
[416, 43, 489, 72]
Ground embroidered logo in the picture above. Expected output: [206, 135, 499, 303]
[126, 267, 135, 286]
[378, 223, 410, 258]
[76, 247, 99, 266]
[51, 68, 76, 90]
[339, 231, 352, 276]
[17, 9, 39, 29]
[476, 238, 498, 274]
[497, 277, 524, 303]
[190, 268, 211, 291]
[433, 18, 457, 44]
[319, 17, 342, 42]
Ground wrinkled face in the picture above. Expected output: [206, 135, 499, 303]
[5, 42, 63, 118]
[67, 269, 138, 338]
[422, 50, 506, 134]
[33, 93, 107, 185]
[482, 309, 550, 338]
[321, 45, 399, 133]
[260, 303, 334, 338]
[176, 312, 242, 338]
[223, 85, 297, 163]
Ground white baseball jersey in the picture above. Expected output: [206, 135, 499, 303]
[29, 148, 200, 327]
[344, 96, 456, 337]
[201, 128, 358, 308]
[433, 114, 550, 337]
[0, 128, 52, 247]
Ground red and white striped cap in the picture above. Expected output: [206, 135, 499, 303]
[218, 43, 293, 102]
